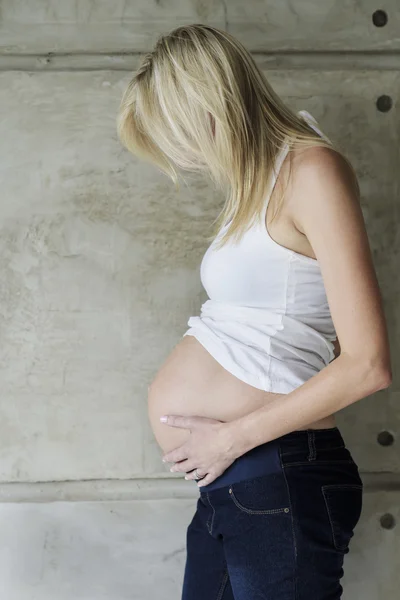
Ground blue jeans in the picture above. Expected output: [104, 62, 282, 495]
[181, 427, 363, 600]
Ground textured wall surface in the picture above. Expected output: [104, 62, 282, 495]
[0, 491, 398, 599]
[0, 1, 398, 598]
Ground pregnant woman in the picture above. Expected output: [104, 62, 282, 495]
[118, 24, 392, 600]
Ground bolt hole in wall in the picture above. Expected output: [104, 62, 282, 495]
[376, 95, 393, 112]
[380, 514, 396, 530]
[372, 10, 388, 27]
[373, 33, 394, 554]
[377, 431, 395, 446]
[370, 2, 396, 562]
[376, 428, 396, 529]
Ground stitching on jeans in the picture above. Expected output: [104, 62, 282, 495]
[311, 431, 317, 460]
[307, 431, 316, 460]
[321, 487, 340, 551]
[278, 442, 298, 600]
[283, 460, 356, 467]
[322, 484, 363, 491]
[321, 485, 363, 552]
[209, 494, 216, 533]
[206, 492, 216, 535]
[281, 444, 345, 456]
[216, 570, 229, 600]
[205, 493, 212, 534]
[229, 489, 289, 515]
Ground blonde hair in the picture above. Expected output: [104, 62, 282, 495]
[117, 23, 359, 249]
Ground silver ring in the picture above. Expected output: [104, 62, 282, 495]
[194, 468, 203, 481]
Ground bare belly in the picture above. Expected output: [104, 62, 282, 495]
[148, 335, 337, 455]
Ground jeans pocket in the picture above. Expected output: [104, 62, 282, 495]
[228, 472, 290, 515]
[322, 484, 363, 553]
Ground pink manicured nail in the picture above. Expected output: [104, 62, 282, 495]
[160, 416, 168, 422]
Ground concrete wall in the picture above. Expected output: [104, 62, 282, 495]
[0, 1, 398, 598]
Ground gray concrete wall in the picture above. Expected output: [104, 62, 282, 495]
[0, 1, 398, 598]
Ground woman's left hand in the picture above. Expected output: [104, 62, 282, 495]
[160, 415, 241, 487]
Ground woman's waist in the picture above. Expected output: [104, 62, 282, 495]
[199, 426, 356, 494]
[149, 374, 335, 456]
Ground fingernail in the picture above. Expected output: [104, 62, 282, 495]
[160, 416, 168, 422]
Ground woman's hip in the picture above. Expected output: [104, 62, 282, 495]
[197, 426, 363, 555]
[184, 427, 363, 598]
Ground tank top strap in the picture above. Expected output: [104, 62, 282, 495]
[260, 138, 290, 222]
[261, 110, 330, 222]
[298, 109, 331, 142]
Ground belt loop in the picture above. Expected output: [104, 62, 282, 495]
[307, 430, 316, 461]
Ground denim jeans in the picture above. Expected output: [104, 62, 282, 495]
[181, 427, 363, 600]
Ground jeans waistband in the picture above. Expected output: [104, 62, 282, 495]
[199, 437, 282, 492]
[199, 427, 344, 493]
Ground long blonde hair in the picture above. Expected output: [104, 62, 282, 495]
[117, 23, 359, 249]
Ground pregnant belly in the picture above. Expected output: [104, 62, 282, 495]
[148, 336, 337, 455]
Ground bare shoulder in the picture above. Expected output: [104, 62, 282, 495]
[284, 143, 391, 380]
[290, 142, 352, 175]
[287, 144, 360, 234]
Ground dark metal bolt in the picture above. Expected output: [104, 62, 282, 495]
[372, 10, 388, 27]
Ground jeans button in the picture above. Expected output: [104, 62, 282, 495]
[228, 487, 232, 494]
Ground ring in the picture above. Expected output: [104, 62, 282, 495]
[194, 468, 204, 481]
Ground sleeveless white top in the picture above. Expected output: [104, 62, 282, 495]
[182, 110, 337, 394]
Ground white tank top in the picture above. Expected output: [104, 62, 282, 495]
[183, 110, 337, 393]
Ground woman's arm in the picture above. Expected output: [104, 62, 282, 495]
[161, 145, 392, 486]
[231, 350, 390, 457]
[229, 145, 392, 455]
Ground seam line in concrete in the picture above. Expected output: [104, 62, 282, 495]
[0, 472, 398, 503]
[0, 51, 399, 72]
